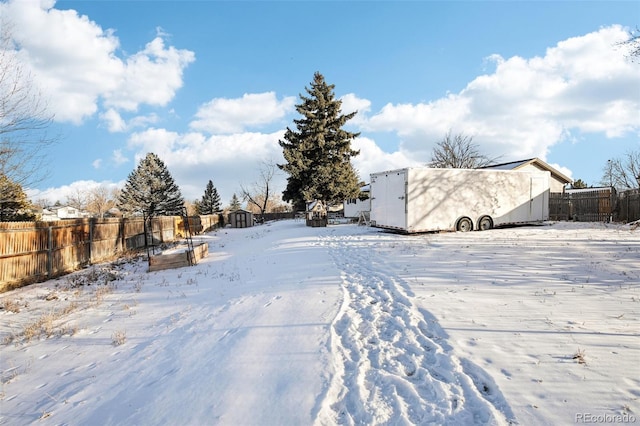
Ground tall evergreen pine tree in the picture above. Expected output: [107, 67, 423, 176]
[229, 193, 242, 211]
[117, 153, 184, 217]
[197, 180, 221, 214]
[278, 72, 361, 211]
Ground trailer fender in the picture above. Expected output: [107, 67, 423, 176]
[477, 215, 494, 231]
[455, 216, 473, 232]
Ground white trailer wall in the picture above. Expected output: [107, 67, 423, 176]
[370, 168, 550, 233]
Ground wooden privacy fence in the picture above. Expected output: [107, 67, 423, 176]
[617, 190, 640, 223]
[0, 214, 222, 292]
[259, 212, 296, 221]
[550, 189, 640, 223]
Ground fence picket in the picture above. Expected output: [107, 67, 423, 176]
[1, 214, 221, 292]
[550, 188, 639, 223]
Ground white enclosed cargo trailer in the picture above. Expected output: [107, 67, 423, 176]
[369, 167, 550, 233]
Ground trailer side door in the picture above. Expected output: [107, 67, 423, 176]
[371, 170, 408, 230]
[530, 175, 549, 221]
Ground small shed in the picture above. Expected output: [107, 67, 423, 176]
[228, 209, 254, 228]
[480, 158, 572, 193]
[306, 200, 327, 227]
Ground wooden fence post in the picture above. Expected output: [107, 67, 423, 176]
[89, 217, 94, 264]
[121, 218, 126, 252]
[46, 225, 53, 279]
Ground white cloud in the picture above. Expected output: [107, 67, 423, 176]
[104, 36, 195, 111]
[357, 25, 639, 164]
[120, 126, 423, 200]
[100, 109, 126, 133]
[2, 1, 194, 124]
[2, 0, 122, 123]
[27, 180, 123, 205]
[127, 128, 284, 165]
[21, 19, 637, 205]
[340, 93, 371, 126]
[112, 149, 128, 166]
[127, 128, 181, 162]
[122, 24, 640, 199]
[548, 162, 573, 181]
[190, 92, 296, 134]
[100, 108, 159, 133]
[352, 137, 423, 182]
[366, 95, 471, 139]
[129, 113, 160, 130]
[92, 159, 102, 169]
[125, 128, 287, 201]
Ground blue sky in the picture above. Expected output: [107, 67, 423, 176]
[3, 0, 639, 206]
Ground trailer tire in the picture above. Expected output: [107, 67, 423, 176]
[456, 217, 473, 232]
[478, 216, 494, 231]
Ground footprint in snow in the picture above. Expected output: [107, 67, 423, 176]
[218, 328, 238, 342]
[264, 295, 282, 307]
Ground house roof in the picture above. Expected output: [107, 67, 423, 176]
[565, 186, 614, 194]
[307, 200, 325, 211]
[480, 157, 572, 184]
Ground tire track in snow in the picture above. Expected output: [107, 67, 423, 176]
[316, 233, 513, 425]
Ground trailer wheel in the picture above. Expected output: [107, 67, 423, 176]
[478, 216, 494, 231]
[456, 217, 473, 232]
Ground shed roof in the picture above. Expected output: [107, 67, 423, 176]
[480, 157, 572, 184]
[306, 200, 326, 211]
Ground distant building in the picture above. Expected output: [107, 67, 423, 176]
[480, 158, 572, 193]
[40, 205, 90, 221]
[227, 209, 254, 228]
[104, 207, 122, 218]
[344, 184, 371, 219]
[305, 200, 328, 227]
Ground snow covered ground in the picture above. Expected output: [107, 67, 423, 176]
[1, 219, 638, 425]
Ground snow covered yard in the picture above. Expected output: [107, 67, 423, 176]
[1, 220, 638, 425]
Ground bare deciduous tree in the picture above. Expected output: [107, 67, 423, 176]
[0, 20, 56, 188]
[87, 186, 120, 218]
[32, 198, 49, 209]
[240, 160, 281, 219]
[65, 188, 88, 211]
[429, 131, 499, 169]
[601, 151, 640, 190]
[184, 200, 198, 216]
[616, 27, 640, 63]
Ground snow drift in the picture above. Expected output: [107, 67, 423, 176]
[1, 220, 638, 425]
